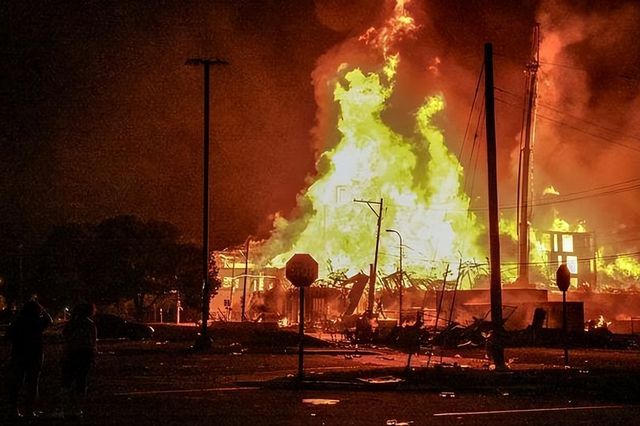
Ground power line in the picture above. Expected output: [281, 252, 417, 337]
[537, 114, 640, 153]
[385, 175, 640, 212]
[537, 102, 640, 145]
[539, 60, 640, 82]
[494, 88, 640, 153]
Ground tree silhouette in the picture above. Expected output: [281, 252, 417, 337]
[34, 222, 94, 312]
[32, 215, 203, 320]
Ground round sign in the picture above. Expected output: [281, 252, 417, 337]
[286, 253, 318, 287]
[556, 264, 571, 292]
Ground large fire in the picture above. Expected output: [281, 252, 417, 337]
[257, 0, 483, 281]
[251, 0, 640, 291]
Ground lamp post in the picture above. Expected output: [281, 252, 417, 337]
[185, 58, 227, 347]
[386, 229, 403, 325]
[227, 251, 236, 321]
[241, 236, 251, 322]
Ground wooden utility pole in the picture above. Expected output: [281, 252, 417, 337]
[516, 24, 540, 286]
[484, 43, 506, 369]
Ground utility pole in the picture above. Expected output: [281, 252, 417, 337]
[229, 252, 236, 320]
[386, 229, 403, 325]
[484, 43, 506, 369]
[434, 264, 450, 332]
[185, 58, 228, 349]
[241, 236, 251, 321]
[354, 198, 383, 312]
[516, 24, 540, 286]
[18, 245, 24, 304]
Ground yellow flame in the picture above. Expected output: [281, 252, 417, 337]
[265, 49, 483, 279]
[259, 0, 640, 288]
[600, 251, 640, 280]
[499, 216, 517, 240]
[596, 315, 611, 328]
[383, 53, 399, 81]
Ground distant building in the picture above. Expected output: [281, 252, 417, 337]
[542, 231, 597, 290]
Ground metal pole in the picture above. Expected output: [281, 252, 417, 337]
[19, 251, 23, 304]
[434, 264, 449, 332]
[229, 254, 236, 320]
[241, 237, 250, 321]
[399, 235, 402, 325]
[354, 198, 384, 313]
[298, 287, 305, 380]
[447, 260, 463, 326]
[185, 58, 227, 348]
[200, 61, 211, 341]
[386, 229, 403, 325]
[370, 199, 383, 312]
[563, 290, 569, 366]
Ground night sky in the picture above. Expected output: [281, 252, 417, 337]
[2, 0, 640, 254]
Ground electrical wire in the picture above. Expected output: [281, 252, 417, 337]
[494, 88, 640, 153]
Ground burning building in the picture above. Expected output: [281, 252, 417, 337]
[210, 0, 640, 333]
[256, 0, 485, 283]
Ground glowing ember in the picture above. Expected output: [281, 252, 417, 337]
[277, 317, 290, 328]
[302, 399, 340, 405]
[585, 315, 611, 331]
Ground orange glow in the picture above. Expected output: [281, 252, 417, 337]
[255, 0, 640, 290]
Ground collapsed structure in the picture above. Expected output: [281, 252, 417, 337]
[206, 1, 640, 342]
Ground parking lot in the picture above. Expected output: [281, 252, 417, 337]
[2, 323, 640, 425]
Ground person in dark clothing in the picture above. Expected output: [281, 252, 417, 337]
[52, 302, 97, 420]
[4, 300, 53, 420]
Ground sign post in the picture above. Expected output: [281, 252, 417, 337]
[556, 264, 571, 366]
[285, 254, 318, 381]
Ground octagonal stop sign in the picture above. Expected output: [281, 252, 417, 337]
[556, 264, 571, 292]
[286, 253, 318, 287]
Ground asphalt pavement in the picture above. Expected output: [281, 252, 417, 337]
[2, 324, 640, 425]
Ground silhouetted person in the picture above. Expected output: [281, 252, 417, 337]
[53, 302, 97, 420]
[402, 311, 424, 370]
[4, 300, 53, 420]
[355, 310, 377, 343]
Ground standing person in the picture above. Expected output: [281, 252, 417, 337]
[4, 300, 53, 420]
[53, 302, 97, 420]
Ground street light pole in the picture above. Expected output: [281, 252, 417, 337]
[354, 198, 384, 312]
[241, 236, 251, 322]
[185, 58, 227, 348]
[386, 229, 403, 325]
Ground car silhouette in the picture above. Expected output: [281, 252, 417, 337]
[93, 314, 154, 341]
